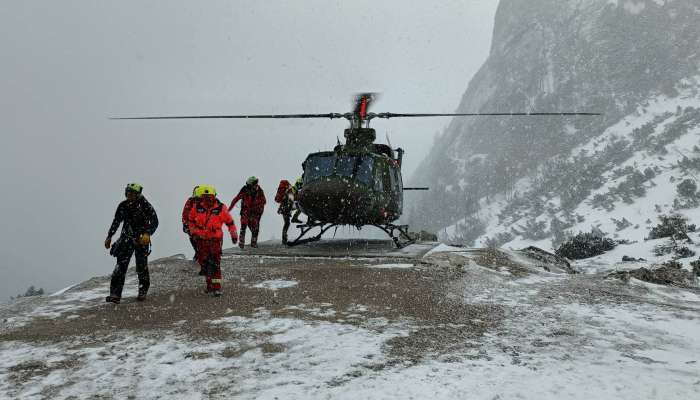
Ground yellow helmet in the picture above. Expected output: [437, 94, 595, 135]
[194, 184, 217, 197]
[125, 183, 143, 195]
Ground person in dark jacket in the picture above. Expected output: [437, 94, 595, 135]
[104, 183, 159, 304]
[182, 186, 200, 263]
[229, 176, 266, 248]
[275, 179, 293, 245]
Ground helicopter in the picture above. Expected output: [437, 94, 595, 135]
[113, 93, 599, 248]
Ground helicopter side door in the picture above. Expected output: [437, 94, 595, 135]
[391, 164, 403, 213]
[378, 161, 403, 218]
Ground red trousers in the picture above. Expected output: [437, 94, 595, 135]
[196, 238, 223, 291]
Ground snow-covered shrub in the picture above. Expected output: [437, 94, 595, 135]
[674, 179, 699, 209]
[608, 260, 696, 288]
[677, 156, 700, 171]
[647, 214, 696, 240]
[690, 259, 700, 277]
[677, 179, 697, 197]
[611, 166, 635, 181]
[483, 232, 514, 249]
[12, 285, 45, 299]
[654, 242, 696, 259]
[675, 246, 696, 259]
[512, 218, 549, 241]
[612, 170, 647, 204]
[611, 217, 632, 231]
[661, 108, 700, 144]
[643, 167, 656, 180]
[589, 193, 615, 211]
[653, 242, 674, 256]
[555, 231, 617, 260]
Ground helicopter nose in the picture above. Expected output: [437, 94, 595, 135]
[298, 179, 373, 223]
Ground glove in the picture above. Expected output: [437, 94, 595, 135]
[104, 237, 112, 249]
[139, 233, 151, 246]
[183, 224, 190, 234]
[231, 235, 238, 245]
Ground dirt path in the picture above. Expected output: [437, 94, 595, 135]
[0, 254, 502, 363]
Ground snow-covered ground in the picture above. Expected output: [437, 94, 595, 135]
[1, 247, 698, 399]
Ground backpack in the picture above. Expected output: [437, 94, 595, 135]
[275, 180, 291, 203]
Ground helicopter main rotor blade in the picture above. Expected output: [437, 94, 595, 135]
[110, 113, 349, 120]
[370, 112, 600, 119]
[111, 111, 601, 121]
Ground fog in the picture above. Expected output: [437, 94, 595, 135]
[0, 0, 498, 300]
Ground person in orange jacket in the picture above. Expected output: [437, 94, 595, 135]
[182, 186, 199, 264]
[188, 185, 238, 296]
[229, 176, 266, 248]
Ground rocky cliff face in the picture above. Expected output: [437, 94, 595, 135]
[409, 0, 700, 249]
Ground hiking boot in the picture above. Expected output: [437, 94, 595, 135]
[212, 290, 222, 297]
[198, 268, 206, 276]
[105, 295, 121, 304]
[239, 242, 245, 249]
[136, 291, 147, 302]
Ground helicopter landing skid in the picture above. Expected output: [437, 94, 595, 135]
[372, 223, 415, 249]
[287, 222, 338, 247]
[287, 222, 415, 249]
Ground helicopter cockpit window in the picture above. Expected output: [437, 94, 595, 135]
[391, 167, 402, 191]
[355, 157, 374, 185]
[305, 155, 335, 182]
[373, 164, 384, 192]
[383, 168, 392, 193]
[335, 155, 357, 178]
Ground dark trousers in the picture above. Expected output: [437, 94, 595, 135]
[240, 216, 261, 246]
[281, 213, 291, 244]
[110, 243, 150, 298]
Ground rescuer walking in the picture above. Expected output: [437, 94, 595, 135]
[275, 179, 293, 244]
[229, 176, 266, 248]
[104, 183, 159, 304]
[182, 185, 200, 264]
[188, 185, 238, 296]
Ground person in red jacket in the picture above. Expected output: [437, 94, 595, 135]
[229, 176, 266, 249]
[188, 185, 238, 296]
[182, 186, 199, 265]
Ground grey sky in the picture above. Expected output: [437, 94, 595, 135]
[0, 0, 498, 299]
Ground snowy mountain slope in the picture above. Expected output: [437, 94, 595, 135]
[409, 0, 700, 243]
[440, 79, 700, 265]
[1, 249, 698, 399]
